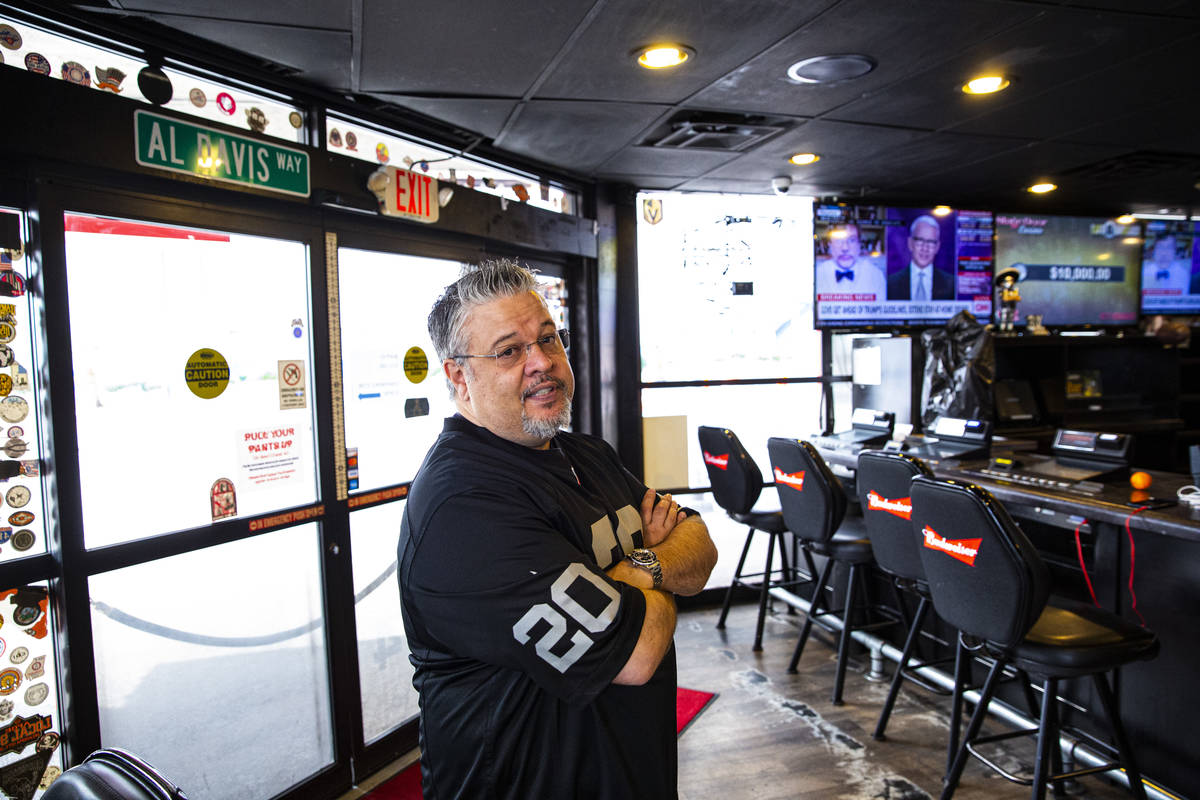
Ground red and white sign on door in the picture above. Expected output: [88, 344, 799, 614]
[371, 166, 439, 224]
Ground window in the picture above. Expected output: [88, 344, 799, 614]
[327, 113, 577, 215]
[90, 525, 332, 800]
[0, 15, 306, 143]
[64, 213, 316, 546]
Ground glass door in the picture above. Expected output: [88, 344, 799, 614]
[56, 207, 336, 800]
[333, 241, 568, 772]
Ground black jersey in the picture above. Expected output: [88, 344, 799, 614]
[398, 415, 677, 800]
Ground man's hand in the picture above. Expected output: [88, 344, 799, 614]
[640, 488, 685, 548]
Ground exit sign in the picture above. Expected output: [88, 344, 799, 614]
[134, 110, 310, 197]
[371, 166, 440, 224]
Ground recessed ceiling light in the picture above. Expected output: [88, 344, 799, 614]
[932, 205, 953, 216]
[786, 54, 876, 84]
[962, 75, 1010, 95]
[1122, 237, 1141, 245]
[789, 152, 820, 165]
[1027, 182, 1057, 194]
[635, 44, 693, 69]
[1115, 214, 1136, 225]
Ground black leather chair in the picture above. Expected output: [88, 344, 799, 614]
[699, 426, 814, 651]
[911, 476, 1158, 800]
[769, 437, 894, 705]
[856, 449, 943, 741]
[44, 747, 187, 799]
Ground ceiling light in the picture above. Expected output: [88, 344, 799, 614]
[932, 205, 952, 216]
[1027, 182, 1056, 194]
[786, 54, 876, 84]
[789, 152, 820, 166]
[962, 75, 1010, 94]
[636, 44, 693, 69]
[1115, 214, 1135, 225]
[1122, 237, 1142, 245]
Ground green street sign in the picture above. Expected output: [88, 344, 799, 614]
[134, 109, 310, 197]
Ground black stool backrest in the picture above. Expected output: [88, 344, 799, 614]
[857, 450, 933, 582]
[910, 476, 1051, 649]
[698, 426, 763, 515]
[767, 437, 846, 545]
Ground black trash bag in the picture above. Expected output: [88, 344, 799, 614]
[919, 310, 994, 428]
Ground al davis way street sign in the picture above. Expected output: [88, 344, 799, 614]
[134, 109, 310, 198]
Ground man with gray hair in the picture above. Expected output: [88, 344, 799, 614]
[887, 214, 955, 300]
[399, 258, 716, 798]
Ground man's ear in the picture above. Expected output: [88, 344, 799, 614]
[444, 358, 469, 402]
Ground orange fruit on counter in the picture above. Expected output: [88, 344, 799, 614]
[1129, 471, 1152, 490]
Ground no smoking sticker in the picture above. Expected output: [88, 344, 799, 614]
[403, 347, 428, 384]
[277, 359, 307, 410]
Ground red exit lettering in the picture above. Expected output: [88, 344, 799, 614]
[394, 171, 433, 218]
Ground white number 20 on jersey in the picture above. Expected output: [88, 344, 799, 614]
[512, 563, 620, 673]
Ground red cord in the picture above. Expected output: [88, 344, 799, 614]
[1073, 518, 1100, 607]
[1124, 507, 1148, 627]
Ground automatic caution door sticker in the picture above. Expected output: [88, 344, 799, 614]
[185, 348, 229, 399]
[277, 359, 306, 410]
[403, 346, 428, 383]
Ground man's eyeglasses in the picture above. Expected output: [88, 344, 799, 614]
[450, 329, 570, 367]
[910, 236, 939, 247]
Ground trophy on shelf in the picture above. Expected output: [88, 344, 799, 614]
[994, 265, 1024, 334]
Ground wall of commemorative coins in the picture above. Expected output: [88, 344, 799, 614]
[0, 216, 62, 799]
[0, 238, 43, 565]
[0, 583, 60, 799]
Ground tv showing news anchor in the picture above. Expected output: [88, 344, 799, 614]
[813, 204, 993, 328]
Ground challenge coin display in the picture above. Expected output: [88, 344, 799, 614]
[0, 398, 26, 424]
[3, 486, 28, 509]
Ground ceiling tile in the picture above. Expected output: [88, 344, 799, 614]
[688, 0, 1029, 117]
[139, 14, 351, 85]
[494, 101, 671, 173]
[359, 0, 596, 95]
[535, 0, 838, 103]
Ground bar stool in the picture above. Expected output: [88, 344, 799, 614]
[698, 425, 815, 652]
[911, 475, 1159, 800]
[855, 449, 946, 740]
[768, 437, 896, 705]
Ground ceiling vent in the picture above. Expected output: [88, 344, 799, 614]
[644, 112, 789, 151]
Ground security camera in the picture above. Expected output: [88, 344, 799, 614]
[771, 176, 792, 195]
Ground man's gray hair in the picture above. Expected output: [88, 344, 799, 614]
[428, 258, 542, 394]
[909, 214, 940, 238]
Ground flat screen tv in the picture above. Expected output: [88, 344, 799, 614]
[1139, 220, 1200, 316]
[814, 204, 993, 328]
[993, 213, 1141, 328]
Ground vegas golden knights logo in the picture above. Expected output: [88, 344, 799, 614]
[642, 198, 663, 225]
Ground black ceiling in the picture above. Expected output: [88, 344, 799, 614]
[59, 0, 1200, 215]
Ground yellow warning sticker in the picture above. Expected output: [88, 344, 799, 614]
[403, 346, 429, 384]
[185, 348, 230, 399]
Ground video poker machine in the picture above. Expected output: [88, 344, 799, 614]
[900, 416, 992, 465]
[811, 407, 895, 454]
[958, 428, 1132, 492]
